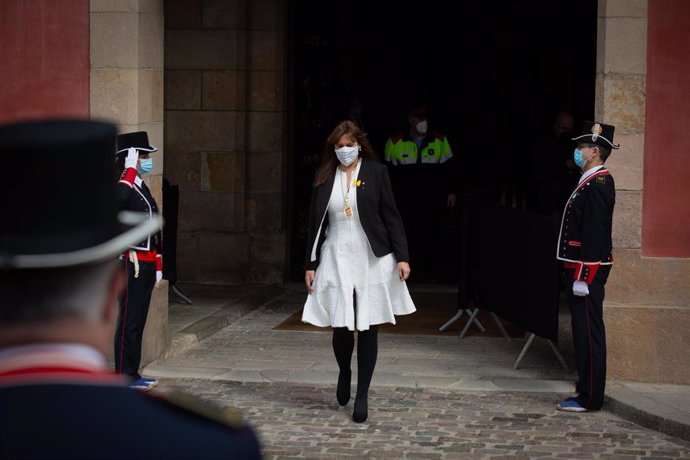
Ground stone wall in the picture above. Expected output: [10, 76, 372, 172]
[596, 0, 690, 384]
[90, 0, 169, 366]
[164, 0, 286, 286]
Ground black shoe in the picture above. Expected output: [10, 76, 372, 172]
[352, 395, 368, 423]
[337, 370, 351, 406]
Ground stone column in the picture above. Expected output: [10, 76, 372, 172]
[246, 0, 287, 284]
[596, 0, 690, 384]
[90, 0, 169, 366]
[165, 0, 286, 285]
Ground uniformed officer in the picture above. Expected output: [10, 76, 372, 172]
[384, 103, 457, 282]
[556, 120, 619, 412]
[0, 120, 262, 459]
[114, 131, 164, 390]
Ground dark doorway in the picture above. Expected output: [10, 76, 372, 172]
[286, 0, 597, 282]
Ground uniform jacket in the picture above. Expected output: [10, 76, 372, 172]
[305, 159, 409, 270]
[0, 345, 261, 460]
[556, 166, 615, 284]
[384, 130, 456, 198]
[118, 167, 162, 269]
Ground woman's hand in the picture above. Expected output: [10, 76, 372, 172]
[305, 270, 316, 294]
[397, 262, 411, 281]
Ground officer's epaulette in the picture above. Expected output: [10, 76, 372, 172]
[150, 389, 247, 430]
[596, 175, 606, 184]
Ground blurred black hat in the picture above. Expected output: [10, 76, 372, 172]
[0, 119, 162, 269]
[572, 121, 620, 150]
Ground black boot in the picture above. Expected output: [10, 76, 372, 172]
[337, 369, 351, 406]
[332, 327, 354, 407]
[353, 326, 378, 423]
[352, 393, 368, 423]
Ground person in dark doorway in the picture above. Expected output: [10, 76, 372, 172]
[556, 120, 619, 412]
[528, 110, 579, 215]
[0, 119, 262, 459]
[384, 103, 457, 282]
[303, 120, 416, 423]
[114, 131, 164, 390]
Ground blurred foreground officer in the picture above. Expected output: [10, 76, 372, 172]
[0, 120, 262, 459]
[556, 121, 619, 413]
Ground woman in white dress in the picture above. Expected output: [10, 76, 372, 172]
[303, 120, 416, 423]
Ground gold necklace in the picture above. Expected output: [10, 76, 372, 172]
[340, 168, 353, 218]
[339, 159, 360, 218]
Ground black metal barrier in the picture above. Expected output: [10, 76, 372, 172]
[162, 178, 192, 304]
[459, 193, 560, 341]
[162, 178, 179, 284]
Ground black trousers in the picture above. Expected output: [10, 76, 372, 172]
[115, 259, 155, 380]
[565, 265, 611, 410]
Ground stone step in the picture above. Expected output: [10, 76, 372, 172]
[162, 284, 285, 360]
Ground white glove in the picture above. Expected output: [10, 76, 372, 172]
[573, 280, 589, 297]
[124, 147, 138, 170]
[155, 271, 163, 286]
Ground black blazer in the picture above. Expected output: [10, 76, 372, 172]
[305, 159, 409, 270]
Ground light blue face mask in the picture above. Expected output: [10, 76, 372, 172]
[137, 158, 153, 175]
[573, 148, 587, 169]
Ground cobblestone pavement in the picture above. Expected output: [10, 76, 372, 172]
[156, 378, 690, 460]
[149, 288, 690, 458]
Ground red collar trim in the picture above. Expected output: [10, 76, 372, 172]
[0, 366, 126, 387]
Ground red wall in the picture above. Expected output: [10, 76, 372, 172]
[642, 0, 690, 257]
[0, 0, 90, 124]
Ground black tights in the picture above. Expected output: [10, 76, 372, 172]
[332, 325, 378, 403]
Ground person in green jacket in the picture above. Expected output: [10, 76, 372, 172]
[384, 103, 457, 282]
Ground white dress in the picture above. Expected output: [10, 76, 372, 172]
[302, 161, 416, 331]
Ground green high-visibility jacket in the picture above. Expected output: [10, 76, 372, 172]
[384, 132, 453, 165]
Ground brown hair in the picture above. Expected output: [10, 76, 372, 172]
[313, 120, 379, 186]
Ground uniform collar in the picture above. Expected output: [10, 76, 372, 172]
[134, 176, 143, 187]
[409, 128, 426, 147]
[579, 165, 605, 184]
[0, 343, 107, 373]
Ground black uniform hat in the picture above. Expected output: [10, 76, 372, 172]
[572, 121, 620, 150]
[0, 119, 162, 269]
[116, 131, 158, 155]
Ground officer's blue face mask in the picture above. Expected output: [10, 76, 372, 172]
[573, 148, 587, 169]
[137, 158, 153, 175]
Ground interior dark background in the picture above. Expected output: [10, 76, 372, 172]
[287, 0, 597, 281]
